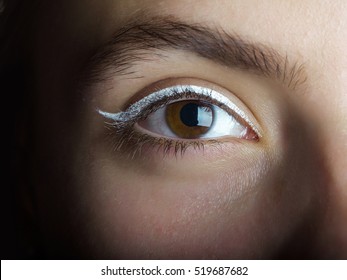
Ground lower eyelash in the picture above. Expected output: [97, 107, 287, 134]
[104, 121, 221, 159]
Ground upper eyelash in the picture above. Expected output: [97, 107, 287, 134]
[98, 85, 261, 137]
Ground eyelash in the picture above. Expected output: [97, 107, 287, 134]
[106, 124, 223, 159]
[102, 87, 257, 158]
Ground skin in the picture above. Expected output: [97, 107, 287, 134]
[27, 0, 347, 258]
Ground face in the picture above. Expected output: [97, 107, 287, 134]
[30, 0, 347, 258]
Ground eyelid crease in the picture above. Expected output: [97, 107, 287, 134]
[97, 85, 262, 137]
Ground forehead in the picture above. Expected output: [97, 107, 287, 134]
[36, 0, 347, 78]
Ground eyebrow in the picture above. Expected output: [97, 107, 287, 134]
[84, 16, 307, 90]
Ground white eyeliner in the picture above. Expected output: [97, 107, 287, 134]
[98, 85, 261, 137]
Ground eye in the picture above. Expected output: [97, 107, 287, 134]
[137, 99, 257, 140]
[98, 84, 261, 142]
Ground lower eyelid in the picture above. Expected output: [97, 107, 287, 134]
[102, 108, 260, 162]
[106, 122, 258, 164]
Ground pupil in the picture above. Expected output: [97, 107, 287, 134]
[179, 103, 199, 127]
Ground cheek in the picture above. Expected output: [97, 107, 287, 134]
[82, 170, 253, 259]
[73, 149, 317, 259]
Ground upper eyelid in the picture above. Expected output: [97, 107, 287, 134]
[98, 85, 262, 137]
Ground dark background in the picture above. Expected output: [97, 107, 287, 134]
[1, 0, 42, 259]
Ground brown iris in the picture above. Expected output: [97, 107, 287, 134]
[165, 100, 214, 138]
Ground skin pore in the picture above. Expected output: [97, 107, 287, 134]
[29, 0, 347, 258]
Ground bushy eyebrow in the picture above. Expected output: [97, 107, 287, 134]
[84, 16, 307, 90]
